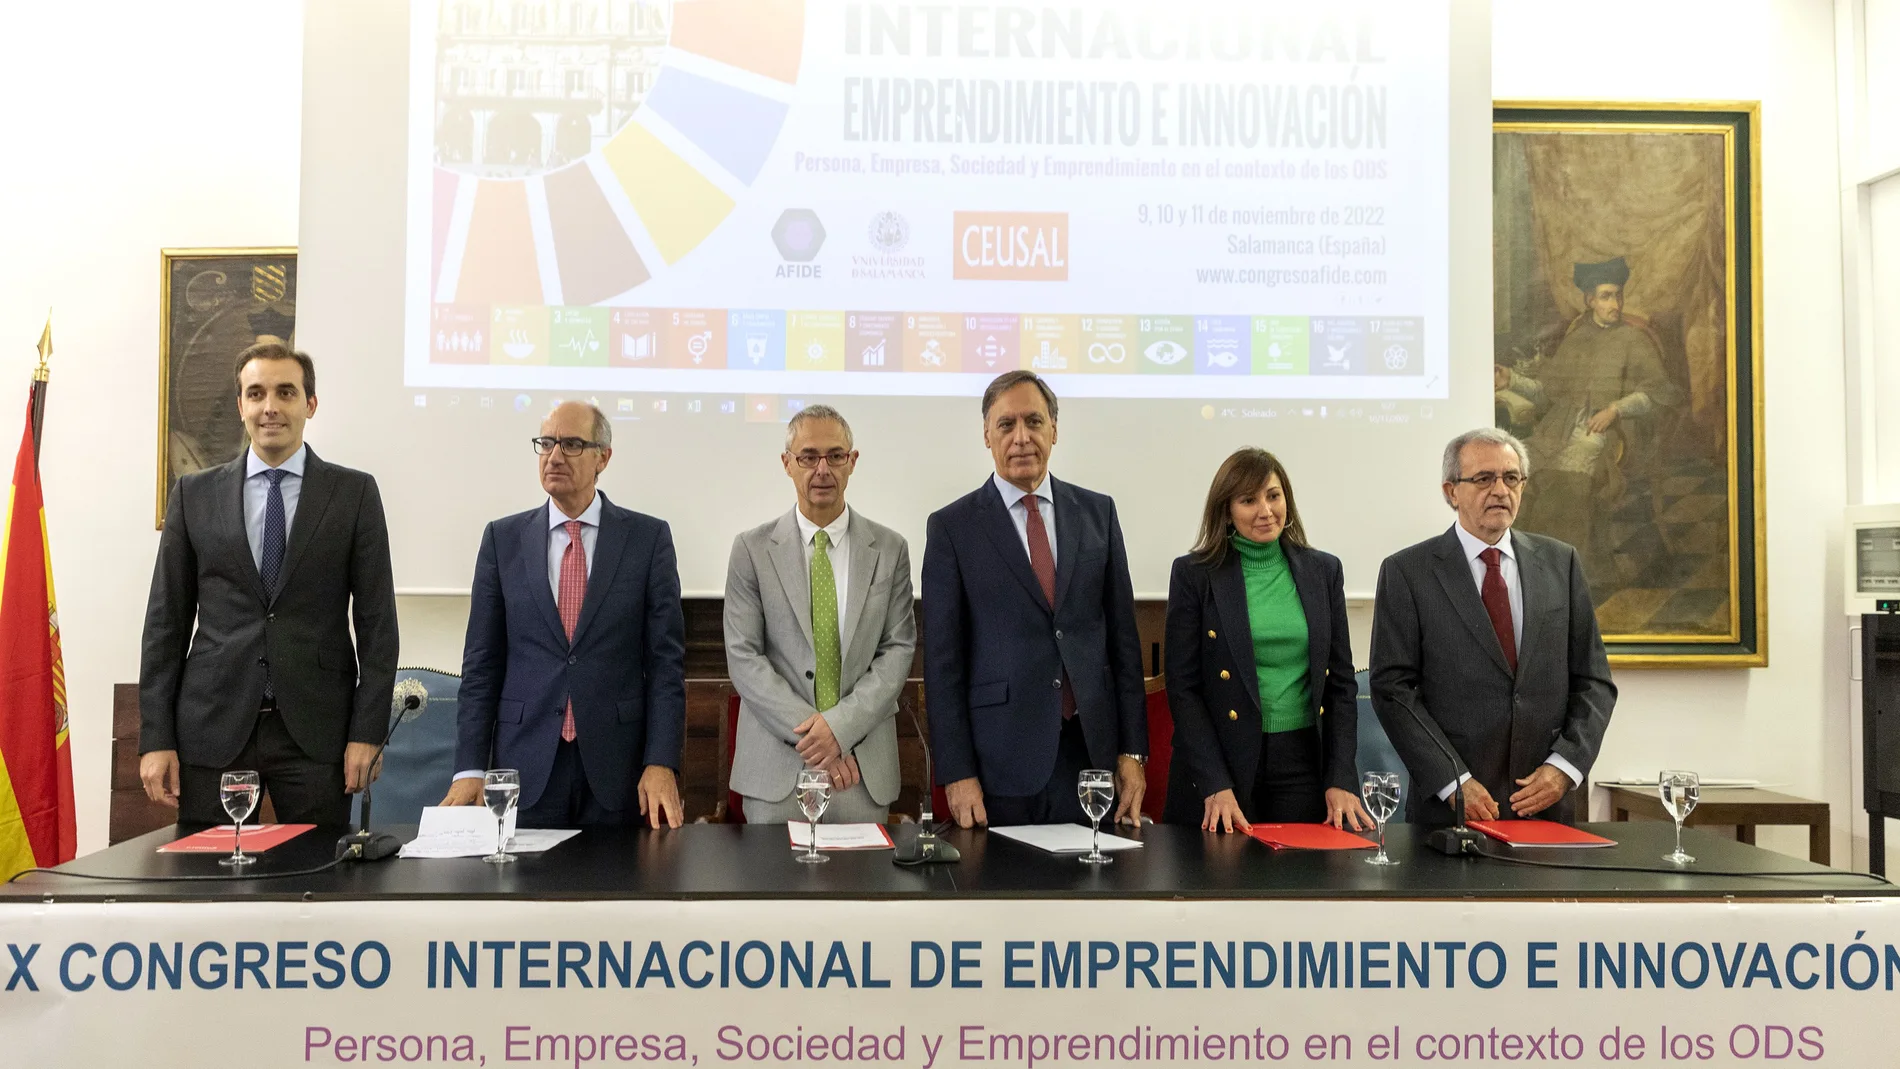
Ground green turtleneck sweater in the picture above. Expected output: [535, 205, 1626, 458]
[1231, 533, 1314, 734]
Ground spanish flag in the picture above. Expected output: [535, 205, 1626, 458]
[0, 320, 76, 880]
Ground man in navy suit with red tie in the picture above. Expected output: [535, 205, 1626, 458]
[923, 371, 1149, 828]
[443, 401, 685, 828]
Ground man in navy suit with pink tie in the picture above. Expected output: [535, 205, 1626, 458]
[443, 401, 685, 828]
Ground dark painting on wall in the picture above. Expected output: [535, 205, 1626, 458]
[1493, 103, 1764, 667]
[157, 248, 297, 527]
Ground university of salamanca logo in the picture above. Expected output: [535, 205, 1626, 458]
[867, 212, 909, 253]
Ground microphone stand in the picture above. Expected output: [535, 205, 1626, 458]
[336, 690, 424, 862]
[893, 697, 960, 866]
[1390, 692, 1484, 857]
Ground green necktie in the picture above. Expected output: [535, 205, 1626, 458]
[811, 529, 841, 712]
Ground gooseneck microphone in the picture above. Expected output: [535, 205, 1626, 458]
[336, 679, 428, 862]
[892, 695, 960, 866]
[1387, 690, 1485, 857]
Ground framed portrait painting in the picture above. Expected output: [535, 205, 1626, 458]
[156, 247, 297, 528]
[1492, 103, 1764, 667]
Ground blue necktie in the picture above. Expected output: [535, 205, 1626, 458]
[260, 468, 289, 598]
[260, 467, 288, 702]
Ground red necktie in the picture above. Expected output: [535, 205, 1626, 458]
[1479, 547, 1518, 673]
[1023, 494, 1075, 719]
[558, 520, 586, 742]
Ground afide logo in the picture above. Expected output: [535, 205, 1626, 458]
[772, 209, 825, 278]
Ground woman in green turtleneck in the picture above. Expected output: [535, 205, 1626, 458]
[1161, 448, 1373, 832]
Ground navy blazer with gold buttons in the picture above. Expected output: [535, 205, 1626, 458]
[1161, 538, 1359, 823]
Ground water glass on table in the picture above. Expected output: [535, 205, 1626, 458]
[796, 769, 832, 864]
[1077, 769, 1115, 865]
[1361, 771, 1401, 867]
[218, 771, 261, 868]
[483, 769, 520, 864]
[1659, 770, 1700, 864]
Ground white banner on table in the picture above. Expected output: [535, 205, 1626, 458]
[3, 898, 1898, 1065]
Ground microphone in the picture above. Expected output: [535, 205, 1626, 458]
[1386, 689, 1485, 857]
[336, 679, 428, 862]
[892, 692, 959, 866]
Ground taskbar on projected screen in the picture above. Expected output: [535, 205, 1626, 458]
[404, 389, 1446, 428]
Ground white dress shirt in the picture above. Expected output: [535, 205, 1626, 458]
[457, 492, 605, 782]
[1437, 523, 1582, 802]
[794, 506, 851, 643]
[546, 493, 602, 599]
[244, 444, 306, 572]
[991, 471, 1057, 567]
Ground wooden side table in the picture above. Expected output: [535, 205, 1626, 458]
[1605, 786, 1831, 865]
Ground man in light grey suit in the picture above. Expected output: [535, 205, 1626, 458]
[1370, 428, 1616, 825]
[724, 405, 917, 823]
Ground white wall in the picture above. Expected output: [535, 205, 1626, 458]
[2, 0, 1858, 862]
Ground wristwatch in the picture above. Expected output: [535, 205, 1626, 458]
[1119, 753, 1148, 767]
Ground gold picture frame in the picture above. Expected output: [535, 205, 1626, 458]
[1493, 102, 1765, 667]
[156, 247, 298, 528]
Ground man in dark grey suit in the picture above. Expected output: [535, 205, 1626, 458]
[724, 405, 916, 823]
[140, 342, 399, 825]
[1370, 427, 1615, 824]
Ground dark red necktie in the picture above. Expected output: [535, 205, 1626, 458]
[1023, 494, 1075, 719]
[1479, 547, 1518, 673]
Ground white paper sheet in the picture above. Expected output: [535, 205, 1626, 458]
[786, 822, 894, 850]
[988, 824, 1144, 854]
[398, 806, 578, 858]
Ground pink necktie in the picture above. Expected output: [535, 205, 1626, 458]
[558, 520, 586, 741]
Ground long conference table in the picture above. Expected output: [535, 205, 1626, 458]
[5, 823, 1895, 1066]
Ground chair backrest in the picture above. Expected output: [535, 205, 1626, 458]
[350, 668, 462, 828]
[1142, 676, 1172, 823]
[1353, 669, 1410, 799]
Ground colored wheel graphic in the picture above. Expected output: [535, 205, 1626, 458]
[430, 0, 805, 308]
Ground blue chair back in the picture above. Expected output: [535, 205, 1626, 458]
[1353, 669, 1411, 800]
[350, 667, 462, 828]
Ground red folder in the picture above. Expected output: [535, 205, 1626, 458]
[158, 824, 316, 853]
[1247, 823, 1378, 850]
[1467, 820, 1615, 848]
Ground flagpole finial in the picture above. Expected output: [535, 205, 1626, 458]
[34, 310, 51, 382]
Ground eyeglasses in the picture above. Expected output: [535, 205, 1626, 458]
[788, 450, 854, 469]
[1449, 472, 1529, 490]
[531, 436, 604, 456]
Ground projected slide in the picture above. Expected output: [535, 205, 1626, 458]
[406, 0, 1449, 400]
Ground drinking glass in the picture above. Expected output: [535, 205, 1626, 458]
[218, 771, 261, 868]
[796, 768, 832, 864]
[1361, 771, 1401, 866]
[1077, 769, 1116, 865]
[482, 769, 521, 864]
[1659, 770, 1700, 864]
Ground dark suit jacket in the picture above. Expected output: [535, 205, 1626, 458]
[140, 448, 399, 768]
[922, 476, 1146, 797]
[1369, 525, 1616, 823]
[456, 493, 686, 810]
[1161, 541, 1359, 824]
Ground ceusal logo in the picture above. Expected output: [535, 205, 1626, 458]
[953, 212, 1069, 281]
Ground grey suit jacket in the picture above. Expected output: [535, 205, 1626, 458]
[1369, 524, 1616, 823]
[724, 508, 917, 805]
[140, 448, 400, 768]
